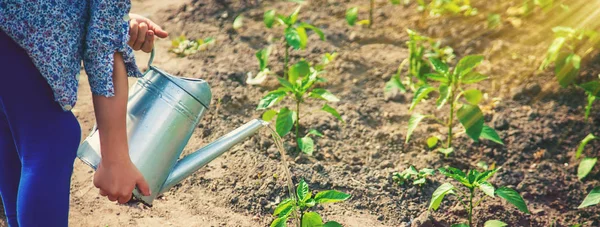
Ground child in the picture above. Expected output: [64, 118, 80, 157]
[0, 1, 168, 226]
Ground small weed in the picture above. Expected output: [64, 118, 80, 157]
[169, 35, 215, 57]
[392, 166, 435, 187]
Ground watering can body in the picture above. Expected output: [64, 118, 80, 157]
[77, 51, 265, 205]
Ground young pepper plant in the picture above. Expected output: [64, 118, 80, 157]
[405, 55, 503, 156]
[257, 55, 343, 155]
[430, 167, 530, 227]
[385, 29, 455, 94]
[578, 186, 600, 209]
[271, 179, 351, 227]
[539, 26, 599, 87]
[345, 0, 400, 28]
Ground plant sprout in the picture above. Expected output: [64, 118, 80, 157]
[345, 0, 401, 28]
[575, 133, 597, 180]
[392, 166, 435, 187]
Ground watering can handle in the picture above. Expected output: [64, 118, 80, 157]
[148, 48, 156, 68]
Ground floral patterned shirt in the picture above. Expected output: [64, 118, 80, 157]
[0, 0, 142, 111]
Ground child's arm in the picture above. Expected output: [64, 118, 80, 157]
[92, 53, 151, 204]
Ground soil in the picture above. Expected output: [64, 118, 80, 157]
[1, 0, 600, 226]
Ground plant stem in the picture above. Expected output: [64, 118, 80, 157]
[369, 0, 374, 28]
[447, 82, 456, 148]
[468, 189, 474, 227]
[284, 42, 290, 79]
[295, 100, 301, 152]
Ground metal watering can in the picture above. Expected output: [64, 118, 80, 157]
[77, 50, 266, 205]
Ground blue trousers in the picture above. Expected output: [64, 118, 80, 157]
[0, 31, 81, 226]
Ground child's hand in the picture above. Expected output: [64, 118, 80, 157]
[93, 158, 151, 204]
[128, 13, 169, 53]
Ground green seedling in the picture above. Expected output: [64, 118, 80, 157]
[405, 55, 503, 156]
[257, 54, 343, 155]
[261, 6, 325, 80]
[578, 75, 600, 120]
[385, 29, 455, 94]
[271, 179, 351, 227]
[169, 35, 215, 57]
[430, 167, 530, 227]
[578, 186, 600, 209]
[539, 26, 599, 87]
[392, 166, 435, 187]
[345, 0, 400, 28]
[403, 0, 477, 17]
[575, 133, 597, 180]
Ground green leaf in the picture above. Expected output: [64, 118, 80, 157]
[461, 72, 488, 84]
[262, 110, 278, 122]
[271, 216, 288, 227]
[436, 84, 451, 109]
[451, 224, 469, 227]
[301, 212, 323, 227]
[410, 85, 436, 111]
[579, 81, 600, 97]
[484, 220, 508, 227]
[323, 221, 343, 227]
[455, 55, 484, 78]
[310, 89, 340, 102]
[314, 190, 351, 204]
[576, 134, 597, 159]
[413, 178, 426, 185]
[264, 10, 276, 28]
[539, 37, 566, 70]
[429, 58, 449, 74]
[390, 0, 401, 4]
[288, 6, 301, 25]
[439, 167, 470, 187]
[298, 136, 315, 155]
[476, 168, 499, 183]
[346, 7, 358, 26]
[322, 104, 344, 122]
[478, 181, 495, 197]
[406, 113, 427, 144]
[495, 187, 530, 214]
[289, 60, 311, 83]
[233, 15, 244, 30]
[578, 157, 597, 180]
[385, 76, 407, 94]
[555, 53, 581, 87]
[273, 198, 295, 217]
[426, 136, 439, 149]
[256, 48, 270, 71]
[438, 147, 454, 156]
[297, 179, 311, 202]
[276, 108, 294, 137]
[578, 186, 600, 209]
[463, 89, 483, 105]
[426, 73, 448, 83]
[429, 183, 455, 211]
[457, 104, 485, 141]
[257, 90, 287, 110]
[305, 198, 316, 207]
[296, 26, 308, 49]
[277, 77, 295, 91]
[308, 129, 324, 137]
[285, 27, 302, 50]
[299, 23, 325, 41]
[480, 125, 504, 145]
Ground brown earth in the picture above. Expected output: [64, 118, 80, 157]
[1, 0, 600, 226]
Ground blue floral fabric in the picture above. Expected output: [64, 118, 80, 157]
[0, 0, 142, 111]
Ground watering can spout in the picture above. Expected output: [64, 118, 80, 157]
[158, 119, 268, 194]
